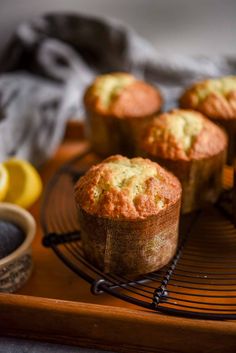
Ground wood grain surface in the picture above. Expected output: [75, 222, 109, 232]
[1, 121, 236, 353]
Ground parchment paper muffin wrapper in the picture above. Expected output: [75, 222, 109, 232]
[77, 200, 181, 276]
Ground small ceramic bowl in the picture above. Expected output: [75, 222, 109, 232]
[0, 203, 36, 293]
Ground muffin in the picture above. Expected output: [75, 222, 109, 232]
[139, 109, 227, 214]
[84, 72, 162, 157]
[180, 76, 236, 163]
[74, 155, 181, 276]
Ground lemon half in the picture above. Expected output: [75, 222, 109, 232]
[0, 163, 9, 201]
[3, 158, 42, 209]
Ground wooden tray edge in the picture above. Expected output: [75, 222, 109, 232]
[1, 293, 236, 353]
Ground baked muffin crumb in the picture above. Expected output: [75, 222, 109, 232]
[142, 109, 227, 161]
[180, 76, 236, 119]
[91, 73, 135, 109]
[75, 155, 181, 220]
[84, 72, 162, 118]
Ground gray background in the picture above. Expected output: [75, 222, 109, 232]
[0, 0, 236, 55]
[0, 338, 110, 353]
[0, 0, 235, 351]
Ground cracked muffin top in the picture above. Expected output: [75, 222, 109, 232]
[74, 155, 181, 220]
[84, 72, 162, 118]
[140, 109, 227, 161]
[180, 76, 236, 120]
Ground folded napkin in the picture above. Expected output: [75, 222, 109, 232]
[0, 13, 235, 166]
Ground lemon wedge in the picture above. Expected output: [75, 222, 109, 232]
[3, 158, 42, 209]
[0, 163, 9, 201]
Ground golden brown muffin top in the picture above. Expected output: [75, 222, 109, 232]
[84, 72, 162, 118]
[141, 109, 227, 161]
[74, 155, 181, 220]
[180, 76, 236, 120]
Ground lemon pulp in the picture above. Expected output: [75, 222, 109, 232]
[3, 158, 42, 209]
[0, 163, 9, 201]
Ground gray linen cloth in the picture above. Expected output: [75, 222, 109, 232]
[0, 13, 235, 166]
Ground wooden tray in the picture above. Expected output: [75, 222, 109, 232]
[1, 122, 236, 353]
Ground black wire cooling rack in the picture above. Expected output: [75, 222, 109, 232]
[41, 149, 236, 320]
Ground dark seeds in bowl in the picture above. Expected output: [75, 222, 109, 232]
[0, 220, 25, 259]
